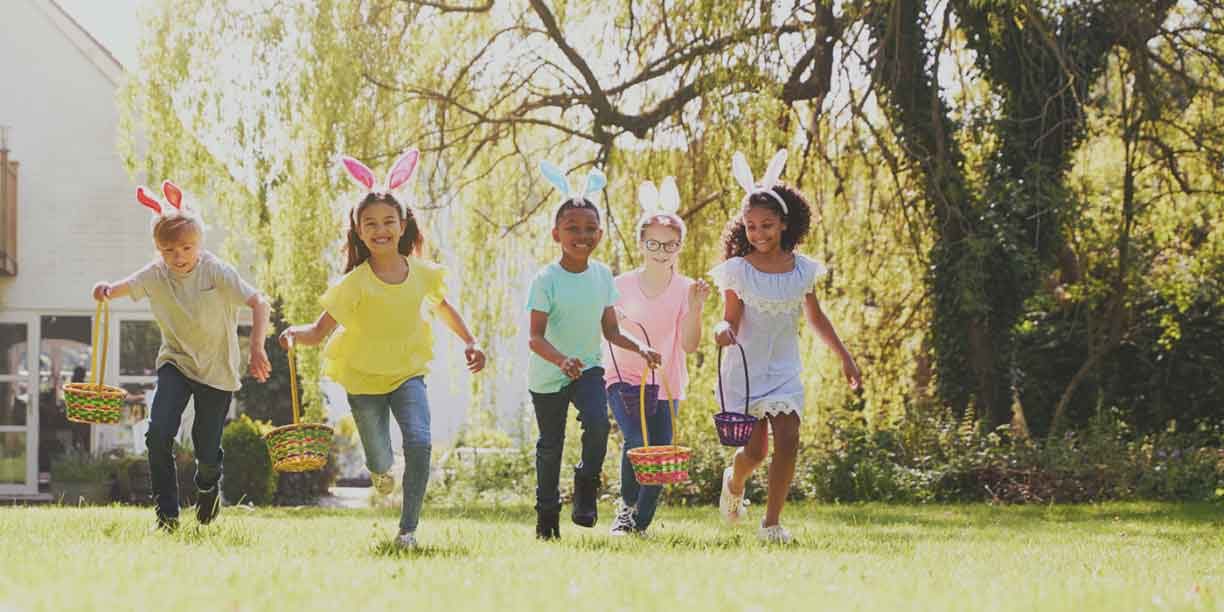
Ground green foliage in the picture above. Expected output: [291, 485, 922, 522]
[50, 448, 115, 483]
[221, 415, 277, 506]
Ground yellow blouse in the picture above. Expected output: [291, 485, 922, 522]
[320, 256, 447, 394]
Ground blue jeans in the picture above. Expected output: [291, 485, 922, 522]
[348, 376, 431, 533]
[529, 367, 610, 513]
[607, 382, 674, 530]
[147, 363, 231, 519]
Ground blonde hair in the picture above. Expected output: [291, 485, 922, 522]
[152, 212, 203, 245]
[637, 212, 686, 241]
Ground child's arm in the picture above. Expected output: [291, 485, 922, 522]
[680, 280, 712, 353]
[712, 289, 744, 347]
[91, 275, 139, 301]
[246, 294, 272, 382]
[529, 310, 583, 380]
[803, 292, 862, 389]
[278, 312, 338, 349]
[434, 298, 486, 373]
[601, 307, 662, 369]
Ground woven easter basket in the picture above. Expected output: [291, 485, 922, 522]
[63, 301, 128, 424]
[623, 328, 690, 485]
[264, 340, 333, 472]
[713, 343, 757, 447]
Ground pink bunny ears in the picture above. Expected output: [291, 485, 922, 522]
[136, 180, 188, 216]
[340, 148, 420, 194]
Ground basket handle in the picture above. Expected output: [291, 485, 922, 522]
[607, 317, 656, 387]
[716, 343, 750, 415]
[89, 300, 111, 389]
[287, 338, 301, 426]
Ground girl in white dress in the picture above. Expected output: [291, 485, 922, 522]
[710, 150, 862, 544]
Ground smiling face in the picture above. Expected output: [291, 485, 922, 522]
[639, 222, 683, 270]
[356, 201, 407, 257]
[742, 204, 787, 254]
[156, 226, 203, 275]
[552, 206, 603, 262]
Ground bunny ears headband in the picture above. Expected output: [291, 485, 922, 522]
[731, 149, 789, 215]
[638, 176, 680, 215]
[136, 180, 191, 216]
[340, 148, 420, 195]
[539, 161, 607, 206]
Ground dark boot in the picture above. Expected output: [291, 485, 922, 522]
[155, 511, 179, 533]
[196, 485, 220, 525]
[571, 469, 599, 527]
[536, 509, 560, 540]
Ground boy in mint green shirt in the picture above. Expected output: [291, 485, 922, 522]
[526, 192, 659, 540]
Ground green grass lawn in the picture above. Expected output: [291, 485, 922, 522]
[1, 501, 1221, 611]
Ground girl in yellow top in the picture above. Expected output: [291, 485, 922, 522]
[280, 150, 485, 550]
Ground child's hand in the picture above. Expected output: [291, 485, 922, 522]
[465, 342, 486, 374]
[278, 327, 300, 350]
[639, 347, 662, 370]
[713, 321, 737, 347]
[91, 282, 112, 301]
[249, 343, 271, 383]
[842, 357, 862, 390]
[558, 356, 584, 380]
[688, 280, 712, 307]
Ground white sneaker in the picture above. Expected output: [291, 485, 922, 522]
[758, 523, 793, 545]
[609, 500, 636, 536]
[370, 471, 395, 496]
[719, 467, 747, 525]
[394, 531, 418, 549]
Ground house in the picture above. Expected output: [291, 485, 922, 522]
[0, 0, 257, 500]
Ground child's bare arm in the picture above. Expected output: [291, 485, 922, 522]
[278, 312, 338, 349]
[601, 307, 661, 368]
[803, 293, 862, 389]
[713, 289, 744, 346]
[434, 299, 486, 373]
[91, 274, 139, 301]
[246, 294, 272, 382]
[529, 310, 581, 379]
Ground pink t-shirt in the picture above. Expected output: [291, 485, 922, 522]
[602, 270, 694, 400]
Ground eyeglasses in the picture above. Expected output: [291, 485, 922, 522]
[643, 239, 681, 253]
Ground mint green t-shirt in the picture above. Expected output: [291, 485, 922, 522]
[526, 260, 619, 393]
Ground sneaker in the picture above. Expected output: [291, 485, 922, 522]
[719, 467, 747, 525]
[571, 469, 599, 528]
[536, 510, 560, 540]
[370, 471, 395, 496]
[758, 522, 793, 545]
[394, 531, 418, 549]
[155, 513, 179, 533]
[196, 485, 220, 525]
[609, 500, 636, 536]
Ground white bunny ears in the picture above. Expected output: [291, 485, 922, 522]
[539, 161, 607, 204]
[340, 148, 420, 194]
[731, 149, 789, 214]
[136, 180, 190, 216]
[638, 176, 680, 215]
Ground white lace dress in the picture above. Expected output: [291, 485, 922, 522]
[708, 254, 826, 419]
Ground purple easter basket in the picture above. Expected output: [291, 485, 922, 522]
[714, 343, 757, 446]
[607, 321, 661, 415]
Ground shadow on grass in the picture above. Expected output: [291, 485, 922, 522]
[368, 539, 474, 560]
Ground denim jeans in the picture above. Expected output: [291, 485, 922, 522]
[606, 382, 675, 530]
[348, 376, 431, 533]
[146, 363, 232, 519]
[529, 367, 610, 513]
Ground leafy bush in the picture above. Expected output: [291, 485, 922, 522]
[221, 415, 277, 506]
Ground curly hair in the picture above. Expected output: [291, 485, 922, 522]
[554, 197, 601, 225]
[720, 183, 812, 259]
[344, 192, 424, 273]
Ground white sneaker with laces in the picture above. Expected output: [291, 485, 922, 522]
[610, 500, 636, 536]
[395, 531, 418, 549]
[371, 471, 395, 496]
[758, 522, 793, 544]
[719, 466, 747, 525]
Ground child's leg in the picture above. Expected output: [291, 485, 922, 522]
[387, 377, 430, 534]
[530, 390, 568, 514]
[570, 368, 610, 480]
[631, 399, 674, 531]
[605, 383, 641, 507]
[763, 413, 801, 527]
[187, 379, 232, 492]
[728, 418, 770, 496]
[347, 393, 394, 475]
[146, 364, 193, 520]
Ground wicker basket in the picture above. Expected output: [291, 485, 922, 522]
[626, 361, 691, 486]
[713, 343, 757, 446]
[62, 301, 128, 424]
[264, 340, 333, 472]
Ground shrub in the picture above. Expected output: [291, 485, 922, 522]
[221, 415, 276, 506]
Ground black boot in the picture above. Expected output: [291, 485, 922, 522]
[155, 511, 179, 533]
[196, 485, 220, 525]
[571, 469, 599, 528]
[536, 509, 560, 540]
